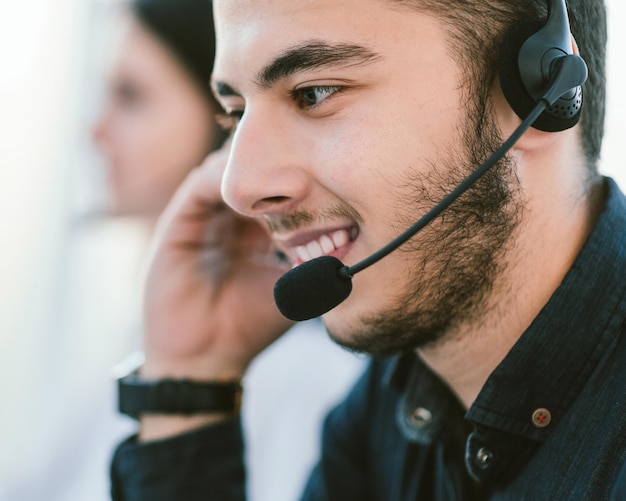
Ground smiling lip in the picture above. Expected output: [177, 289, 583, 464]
[276, 226, 358, 267]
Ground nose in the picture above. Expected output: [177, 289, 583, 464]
[221, 105, 310, 218]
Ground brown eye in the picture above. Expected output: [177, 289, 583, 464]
[292, 85, 342, 109]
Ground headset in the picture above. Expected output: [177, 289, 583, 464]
[499, 0, 584, 131]
[274, 0, 589, 321]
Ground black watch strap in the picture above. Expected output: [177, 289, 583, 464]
[118, 373, 242, 419]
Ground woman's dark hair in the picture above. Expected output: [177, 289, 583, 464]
[131, 0, 228, 148]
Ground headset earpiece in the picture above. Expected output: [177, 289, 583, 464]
[498, 0, 586, 132]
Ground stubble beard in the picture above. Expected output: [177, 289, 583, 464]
[327, 110, 525, 356]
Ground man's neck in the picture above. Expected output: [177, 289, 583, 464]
[416, 163, 604, 410]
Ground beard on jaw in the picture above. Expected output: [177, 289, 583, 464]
[326, 108, 525, 357]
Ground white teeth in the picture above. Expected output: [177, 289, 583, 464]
[331, 229, 349, 248]
[306, 240, 324, 259]
[293, 229, 353, 263]
[296, 246, 309, 262]
[319, 234, 335, 254]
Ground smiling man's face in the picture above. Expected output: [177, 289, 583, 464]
[212, 0, 522, 354]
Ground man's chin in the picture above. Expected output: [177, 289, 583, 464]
[321, 308, 367, 352]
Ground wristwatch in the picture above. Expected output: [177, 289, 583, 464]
[114, 352, 242, 419]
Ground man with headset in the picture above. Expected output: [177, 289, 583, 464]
[111, 0, 626, 499]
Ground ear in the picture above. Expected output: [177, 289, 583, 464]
[496, 30, 583, 153]
[492, 76, 561, 154]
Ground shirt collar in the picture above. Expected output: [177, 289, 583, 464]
[389, 177, 626, 447]
[466, 177, 626, 441]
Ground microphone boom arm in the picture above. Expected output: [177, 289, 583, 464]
[274, 54, 587, 321]
[344, 100, 547, 277]
[346, 54, 586, 277]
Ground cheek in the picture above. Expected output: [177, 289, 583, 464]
[129, 109, 213, 192]
[173, 112, 214, 156]
[105, 106, 161, 162]
[159, 111, 214, 174]
[310, 109, 414, 207]
[302, 116, 409, 258]
[121, 108, 186, 164]
[121, 129, 163, 173]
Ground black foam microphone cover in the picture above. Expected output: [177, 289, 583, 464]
[274, 256, 352, 321]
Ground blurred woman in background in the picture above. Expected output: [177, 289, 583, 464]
[93, 0, 227, 222]
[92, 1, 365, 500]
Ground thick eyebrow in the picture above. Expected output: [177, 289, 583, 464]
[212, 41, 382, 98]
[256, 41, 382, 89]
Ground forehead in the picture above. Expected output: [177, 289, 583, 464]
[109, 20, 167, 79]
[212, 0, 436, 86]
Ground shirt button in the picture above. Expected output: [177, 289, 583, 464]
[532, 408, 552, 428]
[409, 407, 432, 429]
[475, 447, 494, 470]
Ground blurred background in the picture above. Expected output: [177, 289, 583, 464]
[0, 1, 623, 500]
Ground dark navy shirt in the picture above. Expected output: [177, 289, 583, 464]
[111, 178, 626, 500]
